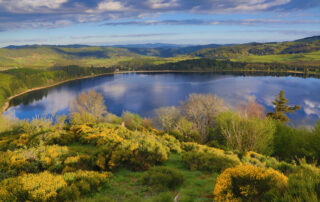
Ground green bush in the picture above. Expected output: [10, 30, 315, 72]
[272, 122, 320, 163]
[181, 142, 240, 172]
[216, 111, 276, 154]
[141, 166, 184, 191]
[121, 111, 144, 131]
[280, 167, 320, 201]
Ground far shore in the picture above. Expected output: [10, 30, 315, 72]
[1, 69, 318, 114]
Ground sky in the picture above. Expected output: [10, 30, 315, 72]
[0, 0, 319, 47]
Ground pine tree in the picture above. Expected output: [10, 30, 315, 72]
[267, 90, 301, 123]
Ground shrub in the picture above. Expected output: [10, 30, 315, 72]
[181, 142, 240, 172]
[281, 168, 320, 202]
[213, 164, 288, 201]
[63, 170, 111, 193]
[97, 133, 169, 170]
[121, 111, 143, 131]
[156, 133, 182, 153]
[216, 111, 276, 154]
[74, 123, 171, 170]
[0, 145, 69, 176]
[242, 151, 295, 174]
[170, 117, 201, 143]
[141, 166, 184, 191]
[273, 122, 320, 164]
[1, 171, 67, 201]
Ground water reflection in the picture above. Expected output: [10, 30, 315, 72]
[5, 73, 320, 127]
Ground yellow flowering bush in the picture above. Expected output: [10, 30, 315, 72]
[213, 164, 288, 201]
[70, 123, 171, 170]
[0, 145, 69, 176]
[181, 142, 240, 172]
[1, 171, 67, 201]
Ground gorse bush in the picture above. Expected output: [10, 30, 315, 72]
[141, 166, 184, 191]
[181, 142, 240, 172]
[213, 164, 288, 201]
[1, 171, 67, 201]
[70, 123, 176, 170]
[0, 170, 111, 201]
[0, 145, 69, 177]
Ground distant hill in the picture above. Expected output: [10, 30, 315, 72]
[295, 36, 320, 43]
[1, 36, 320, 69]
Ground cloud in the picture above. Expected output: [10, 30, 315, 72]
[96, 0, 127, 11]
[0, 0, 320, 31]
[1, 0, 68, 13]
[103, 19, 320, 26]
[146, 0, 179, 9]
[304, 100, 320, 117]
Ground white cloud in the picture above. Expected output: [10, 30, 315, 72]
[101, 84, 128, 99]
[2, 0, 68, 13]
[231, 0, 291, 11]
[97, 0, 127, 11]
[146, 0, 179, 9]
[304, 100, 320, 117]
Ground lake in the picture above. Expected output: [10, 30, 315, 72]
[4, 73, 320, 127]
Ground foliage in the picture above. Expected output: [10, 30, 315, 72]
[1, 171, 67, 201]
[70, 90, 107, 121]
[279, 161, 320, 201]
[171, 117, 201, 143]
[181, 142, 241, 172]
[267, 90, 301, 123]
[154, 106, 181, 131]
[121, 111, 143, 131]
[141, 166, 184, 191]
[0, 145, 69, 177]
[216, 111, 276, 154]
[213, 164, 288, 201]
[70, 123, 173, 170]
[181, 94, 228, 142]
[273, 122, 320, 164]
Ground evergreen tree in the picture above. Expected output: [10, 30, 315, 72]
[267, 90, 301, 123]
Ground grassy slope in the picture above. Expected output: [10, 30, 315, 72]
[80, 154, 218, 202]
[192, 39, 320, 65]
[232, 51, 320, 65]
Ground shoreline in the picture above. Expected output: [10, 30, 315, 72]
[1, 69, 318, 114]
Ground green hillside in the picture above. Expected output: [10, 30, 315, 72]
[191, 37, 320, 65]
[1, 36, 320, 70]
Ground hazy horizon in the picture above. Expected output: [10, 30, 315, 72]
[0, 0, 319, 47]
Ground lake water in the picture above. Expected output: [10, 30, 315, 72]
[4, 73, 320, 127]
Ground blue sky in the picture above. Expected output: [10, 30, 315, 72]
[0, 0, 319, 47]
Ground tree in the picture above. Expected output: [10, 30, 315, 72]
[69, 90, 107, 120]
[181, 94, 228, 142]
[267, 90, 301, 123]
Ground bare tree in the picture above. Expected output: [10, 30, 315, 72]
[181, 94, 228, 142]
[69, 90, 107, 120]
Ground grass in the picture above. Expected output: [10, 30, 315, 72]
[79, 153, 218, 202]
[233, 51, 320, 65]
